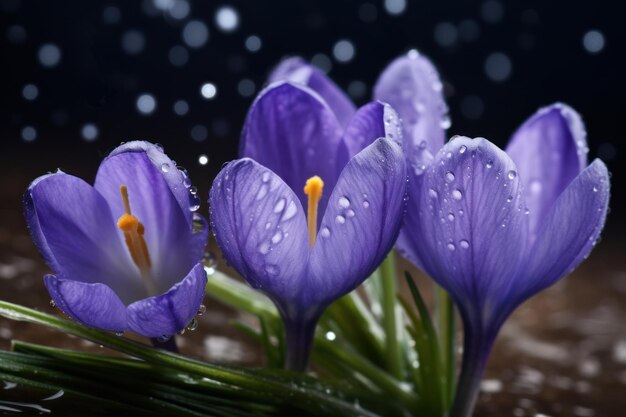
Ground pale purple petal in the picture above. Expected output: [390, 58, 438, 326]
[405, 137, 529, 318]
[373, 51, 448, 168]
[127, 263, 207, 337]
[517, 159, 609, 302]
[506, 104, 588, 238]
[239, 82, 344, 216]
[209, 158, 310, 305]
[94, 141, 201, 291]
[339, 102, 402, 162]
[308, 138, 406, 306]
[44, 275, 128, 332]
[24, 172, 143, 303]
[268, 57, 356, 128]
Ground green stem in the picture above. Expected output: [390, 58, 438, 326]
[435, 285, 456, 409]
[380, 253, 403, 379]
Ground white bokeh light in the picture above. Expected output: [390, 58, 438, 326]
[215, 6, 239, 32]
[173, 100, 189, 116]
[168, 45, 189, 66]
[201, 83, 217, 99]
[434, 22, 458, 47]
[191, 125, 208, 142]
[384, 0, 407, 15]
[136, 94, 157, 114]
[583, 30, 605, 54]
[81, 123, 99, 141]
[332, 40, 355, 63]
[237, 79, 255, 97]
[22, 84, 38, 101]
[198, 154, 209, 166]
[21, 126, 37, 142]
[484, 52, 512, 82]
[38, 44, 61, 68]
[182, 20, 209, 49]
[121, 30, 146, 55]
[245, 35, 262, 52]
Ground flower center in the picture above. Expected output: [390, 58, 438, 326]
[116, 185, 156, 296]
[303, 176, 324, 248]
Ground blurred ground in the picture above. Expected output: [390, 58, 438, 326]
[1, 158, 625, 417]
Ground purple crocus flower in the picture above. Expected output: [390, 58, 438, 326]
[24, 141, 208, 338]
[211, 82, 407, 370]
[269, 51, 449, 173]
[394, 113, 610, 414]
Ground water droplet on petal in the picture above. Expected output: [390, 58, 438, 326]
[592, 186, 598, 192]
[429, 188, 439, 198]
[271, 230, 283, 244]
[362, 200, 370, 208]
[262, 171, 271, 182]
[320, 227, 331, 238]
[282, 200, 298, 220]
[273, 198, 286, 213]
[445, 171, 455, 182]
[335, 215, 346, 225]
[506, 196, 513, 203]
[346, 209, 355, 218]
[265, 264, 279, 276]
[452, 189, 463, 200]
[460, 239, 470, 249]
[338, 196, 350, 208]
[485, 160, 493, 169]
[161, 163, 170, 172]
[49, 300, 56, 308]
[258, 242, 271, 254]
[197, 304, 207, 315]
[187, 318, 198, 331]
[447, 213, 455, 221]
[447, 242, 456, 251]
[459, 145, 467, 154]
[507, 170, 517, 180]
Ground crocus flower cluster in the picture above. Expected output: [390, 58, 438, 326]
[210, 82, 407, 370]
[25, 141, 208, 338]
[270, 52, 610, 411]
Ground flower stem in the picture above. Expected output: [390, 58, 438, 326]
[380, 253, 403, 379]
[283, 315, 318, 371]
[150, 336, 179, 354]
[450, 325, 492, 417]
[435, 284, 456, 409]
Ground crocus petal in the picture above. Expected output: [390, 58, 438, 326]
[373, 51, 448, 168]
[516, 159, 609, 303]
[24, 172, 143, 302]
[239, 82, 344, 215]
[127, 263, 207, 337]
[209, 158, 310, 305]
[94, 141, 200, 291]
[44, 275, 128, 332]
[308, 138, 406, 306]
[506, 104, 588, 237]
[405, 137, 529, 320]
[339, 101, 402, 162]
[268, 57, 356, 128]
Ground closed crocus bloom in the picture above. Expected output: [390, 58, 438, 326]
[211, 83, 407, 371]
[398, 109, 610, 414]
[24, 141, 208, 339]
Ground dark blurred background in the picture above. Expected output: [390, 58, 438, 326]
[0, 0, 624, 233]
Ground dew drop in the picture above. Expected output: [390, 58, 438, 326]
[49, 300, 56, 308]
[161, 163, 170, 172]
[506, 196, 513, 203]
[507, 170, 517, 180]
[440, 116, 451, 129]
[335, 215, 346, 225]
[447, 242, 456, 251]
[265, 222, 271, 230]
[346, 209, 356, 218]
[262, 171, 271, 182]
[282, 200, 298, 220]
[271, 230, 283, 244]
[187, 318, 199, 331]
[320, 227, 331, 238]
[183, 177, 192, 188]
[197, 304, 207, 315]
[429, 188, 439, 198]
[114, 331, 124, 337]
[338, 196, 351, 208]
[256, 184, 268, 200]
[258, 242, 271, 254]
[459, 145, 467, 154]
[485, 160, 493, 169]
[446, 152, 453, 159]
[362, 200, 370, 208]
[452, 189, 463, 200]
[447, 213, 455, 221]
[460, 239, 470, 249]
[445, 171, 455, 182]
[273, 198, 286, 213]
[265, 264, 279, 276]
[592, 185, 598, 192]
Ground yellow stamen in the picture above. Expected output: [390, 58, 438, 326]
[303, 176, 324, 248]
[117, 185, 156, 295]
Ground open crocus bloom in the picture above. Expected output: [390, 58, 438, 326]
[24, 141, 208, 338]
[211, 82, 407, 370]
[397, 110, 610, 413]
[269, 51, 449, 174]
